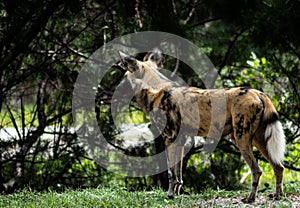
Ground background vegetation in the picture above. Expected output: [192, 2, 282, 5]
[0, 0, 299, 197]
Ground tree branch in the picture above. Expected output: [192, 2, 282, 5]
[0, 0, 65, 70]
[208, 29, 247, 88]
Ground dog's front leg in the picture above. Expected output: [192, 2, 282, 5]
[165, 138, 184, 199]
[174, 144, 184, 195]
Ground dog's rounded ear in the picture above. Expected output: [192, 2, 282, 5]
[118, 51, 140, 73]
[143, 48, 164, 68]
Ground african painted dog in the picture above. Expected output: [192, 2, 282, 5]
[119, 49, 285, 203]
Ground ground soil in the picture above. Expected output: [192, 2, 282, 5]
[191, 193, 300, 207]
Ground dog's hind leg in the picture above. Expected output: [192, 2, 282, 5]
[233, 114, 262, 203]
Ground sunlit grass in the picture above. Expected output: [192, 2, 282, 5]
[1, 183, 298, 208]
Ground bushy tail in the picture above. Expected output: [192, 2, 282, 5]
[260, 94, 286, 164]
[265, 120, 286, 164]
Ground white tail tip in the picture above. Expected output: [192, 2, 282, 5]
[265, 121, 286, 164]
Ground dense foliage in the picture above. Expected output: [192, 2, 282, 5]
[0, 0, 299, 193]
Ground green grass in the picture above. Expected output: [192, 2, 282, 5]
[0, 187, 195, 208]
[1, 183, 299, 208]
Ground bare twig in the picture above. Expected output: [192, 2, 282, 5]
[171, 0, 177, 15]
[183, 0, 198, 25]
[135, 0, 143, 28]
[170, 58, 180, 78]
[189, 17, 221, 29]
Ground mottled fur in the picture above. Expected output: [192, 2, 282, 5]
[119, 49, 285, 203]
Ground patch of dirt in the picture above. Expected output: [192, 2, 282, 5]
[190, 193, 300, 208]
